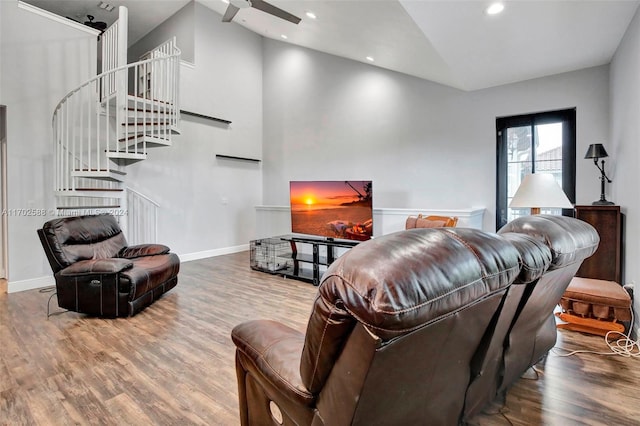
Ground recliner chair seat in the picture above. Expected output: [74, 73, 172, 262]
[120, 253, 181, 300]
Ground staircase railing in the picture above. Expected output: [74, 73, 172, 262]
[126, 187, 160, 244]
[51, 38, 181, 195]
[100, 6, 127, 102]
[130, 38, 181, 142]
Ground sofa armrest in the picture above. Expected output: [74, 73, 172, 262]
[232, 320, 314, 407]
[59, 258, 133, 276]
[118, 244, 170, 259]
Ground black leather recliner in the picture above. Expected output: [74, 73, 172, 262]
[38, 214, 180, 317]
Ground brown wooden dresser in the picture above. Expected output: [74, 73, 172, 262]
[574, 205, 622, 283]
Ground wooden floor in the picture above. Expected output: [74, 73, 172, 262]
[1, 252, 638, 425]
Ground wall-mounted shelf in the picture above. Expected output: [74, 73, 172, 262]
[216, 154, 261, 163]
[180, 110, 231, 125]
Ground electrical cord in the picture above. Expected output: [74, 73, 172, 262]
[554, 309, 640, 358]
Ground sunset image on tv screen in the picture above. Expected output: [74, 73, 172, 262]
[290, 180, 373, 241]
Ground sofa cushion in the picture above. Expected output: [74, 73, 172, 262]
[119, 244, 170, 258]
[415, 218, 446, 228]
[59, 258, 133, 275]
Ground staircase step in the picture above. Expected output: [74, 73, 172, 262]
[123, 121, 171, 126]
[119, 134, 172, 148]
[75, 188, 124, 191]
[72, 168, 126, 182]
[127, 95, 173, 112]
[126, 108, 170, 117]
[122, 124, 179, 134]
[106, 151, 147, 165]
[56, 188, 125, 198]
[56, 204, 121, 210]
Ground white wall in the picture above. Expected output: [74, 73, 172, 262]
[0, 1, 623, 297]
[610, 6, 640, 332]
[262, 39, 610, 231]
[127, 1, 195, 64]
[0, 1, 97, 290]
[125, 2, 263, 257]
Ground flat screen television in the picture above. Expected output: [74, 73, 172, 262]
[290, 180, 373, 241]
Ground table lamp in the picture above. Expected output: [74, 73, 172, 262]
[509, 173, 573, 214]
[584, 143, 614, 205]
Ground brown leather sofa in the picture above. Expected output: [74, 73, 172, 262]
[231, 215, 598, 425]
[494, 215, 599, 401]
[463, 214, 599, 420]
[38, 214, 180, 317]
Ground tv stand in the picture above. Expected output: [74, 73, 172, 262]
[250, 235, 359, 285]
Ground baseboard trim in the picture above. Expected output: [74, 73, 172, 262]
[8, 275, 54, 294]
[179, 244, 249, 263]
[8, 245, 249, 293]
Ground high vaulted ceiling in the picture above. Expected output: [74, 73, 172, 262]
[23, 0, 640, 90]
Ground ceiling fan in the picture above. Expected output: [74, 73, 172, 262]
[222, 0, 301, 24]
[84, 15, 108, 32]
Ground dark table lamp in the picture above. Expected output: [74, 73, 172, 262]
[584, 143, 614, 205]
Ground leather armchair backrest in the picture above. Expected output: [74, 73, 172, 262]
[314, 287, 516, 425]
[38, 214, 128, 273]
[498, 214, 599, 271]
[463, 232, 552, 421]
[300, 227, 523, 395]
[495, 214, 599, 394]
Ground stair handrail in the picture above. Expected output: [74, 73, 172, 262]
[51, 47, 181, 123]
[126, 187, 160, 244]
[127, 187, 160, 207]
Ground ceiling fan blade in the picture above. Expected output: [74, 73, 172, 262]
[222, 4, 241, 22]
[250, 0, 301, 24]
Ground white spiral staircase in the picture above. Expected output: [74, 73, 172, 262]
[51, 6, 180, 242]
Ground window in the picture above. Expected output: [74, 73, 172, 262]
[496, 109, 576, 230]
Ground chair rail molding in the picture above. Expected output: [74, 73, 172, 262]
[255, 205, 485, 239]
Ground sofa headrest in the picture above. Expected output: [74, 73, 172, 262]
[300, 227, 522, 392]
[497, 214, 599, 270]
[38, 214, 128, 273]
[499, 233, 552, 284]
[326, 228, 522, 337]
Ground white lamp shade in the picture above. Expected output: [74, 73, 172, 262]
[509, 173, 573, 209]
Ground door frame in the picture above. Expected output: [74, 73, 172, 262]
[0, 105, 7, 280]
[496, 108, 576, 230]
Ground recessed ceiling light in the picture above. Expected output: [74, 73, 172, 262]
[281, 34, 288, 40]
[366, 56, 374, 62]
[98, 1, 115, 11]
[486, 3, 504, 15]
[306, 11, 317, 19]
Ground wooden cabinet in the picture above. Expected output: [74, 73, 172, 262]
[574, 205, 622, 283]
